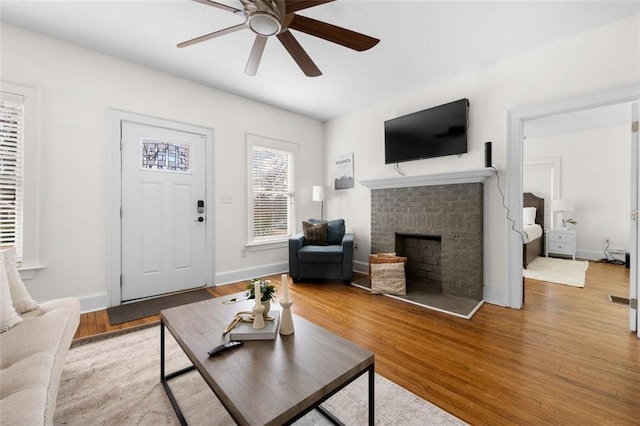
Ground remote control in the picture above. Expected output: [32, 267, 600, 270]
[207, 341, 243, 357]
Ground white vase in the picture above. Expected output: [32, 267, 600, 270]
[261, 300, 270, 317]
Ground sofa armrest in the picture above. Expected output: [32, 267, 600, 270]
[341, 233, 354, 280]
[341, 233, 354, 249]
[288, 233, 305, 279]
[0, 298, 80, 426]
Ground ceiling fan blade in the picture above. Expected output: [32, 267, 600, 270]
[245, 36, 268, 76]
[177, 23, 245, 48]
[276, 30, 322, 77]
[288, 14, 379, 51]
[191, 0, 241, 13]
[285, 0, 335, 14]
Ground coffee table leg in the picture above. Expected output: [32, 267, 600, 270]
[160, 321, 165, 381]
[368, 364, 375, 426]
[315, 364, 375, 426]
[161, 320, 194, 426]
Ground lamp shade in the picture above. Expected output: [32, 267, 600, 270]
[550, 199, 574, 212]
[312, 186, 325, 202]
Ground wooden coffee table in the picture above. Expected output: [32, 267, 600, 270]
[160, 293, 375, 425]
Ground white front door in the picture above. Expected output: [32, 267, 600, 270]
[630, 102, 639, 336]
[120, 121, 207, 301]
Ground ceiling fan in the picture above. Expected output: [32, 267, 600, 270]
[177, 0, 380, 77]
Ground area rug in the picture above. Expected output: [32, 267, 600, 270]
[55, 326, 466, 426]
[106, 288, 213, 325]
[523, 257, 589, 288]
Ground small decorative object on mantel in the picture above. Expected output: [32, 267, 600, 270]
[279, 274, 294, 336]
[246, 278, 276, 317]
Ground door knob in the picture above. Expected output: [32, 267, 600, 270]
[195, 216, 204, 223]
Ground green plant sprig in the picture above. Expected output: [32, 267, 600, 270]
[245, 278, 277, 302]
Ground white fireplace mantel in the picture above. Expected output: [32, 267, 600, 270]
[359, 168, 495, 190]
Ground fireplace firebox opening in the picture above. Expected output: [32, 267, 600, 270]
[395, 233, 442, 292]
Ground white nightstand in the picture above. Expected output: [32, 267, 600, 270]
[546, 229, 576, 260]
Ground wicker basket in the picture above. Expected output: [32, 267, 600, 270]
[368, 253, 407, 276]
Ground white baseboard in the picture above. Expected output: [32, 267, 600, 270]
[354, 260, 368, 274]
[482, 286, 506, 307]
[76, 292, 109, 313]
[576, 249, 626, 262]
[215, 262, 289, 286]
[576, 250, 605, 260]
[68, 265, 289, 313]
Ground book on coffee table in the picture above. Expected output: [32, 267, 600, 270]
[229, 311, 280, 341]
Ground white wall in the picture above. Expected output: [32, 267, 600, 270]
[2, 14, 639, 310]
[524, 124, 630, 259]
[0, 24, 324, 309]
[323, 14, 640, 305]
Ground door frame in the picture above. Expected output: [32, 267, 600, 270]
[108, 109, 215, 307]
[506, 85, 640, 310]
[630, 101, 639, 335]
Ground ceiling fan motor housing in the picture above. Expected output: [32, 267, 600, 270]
[241, 0, 285, 36]
[247, 12, 281, 36]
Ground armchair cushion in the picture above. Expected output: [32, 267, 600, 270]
[298, 245, 344, 263]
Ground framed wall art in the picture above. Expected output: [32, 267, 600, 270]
[334, 152, 354, 190]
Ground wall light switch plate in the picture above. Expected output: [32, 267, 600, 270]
[220, 194, 233, 204]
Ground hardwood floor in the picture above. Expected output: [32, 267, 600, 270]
[74, 261, 639, 425]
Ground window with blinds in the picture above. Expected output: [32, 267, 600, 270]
[248, 135, 296, 244]
[0, 91, 24, 261]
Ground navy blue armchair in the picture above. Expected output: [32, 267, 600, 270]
[288, 219, 354, 282]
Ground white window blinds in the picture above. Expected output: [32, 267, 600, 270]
[0, 91, 24, 260]
[249, 137, 295, 244]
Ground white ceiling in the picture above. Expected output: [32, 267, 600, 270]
[1, 1, 639, 121]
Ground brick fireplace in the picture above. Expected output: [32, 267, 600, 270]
[364, 171, 489, 301]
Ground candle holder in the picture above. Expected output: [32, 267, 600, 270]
[252, 303, 265, 329]
[279, 299, 294, 335]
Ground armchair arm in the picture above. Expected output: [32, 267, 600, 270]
[341, 233, 354, 280]
[288, 233, 305, 279]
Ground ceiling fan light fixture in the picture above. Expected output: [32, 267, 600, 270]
[246, 12, 281, 36]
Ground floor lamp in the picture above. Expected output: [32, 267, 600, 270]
[312, 186, 325, 220]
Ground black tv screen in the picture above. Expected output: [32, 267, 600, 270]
[384, 98, 469, 164]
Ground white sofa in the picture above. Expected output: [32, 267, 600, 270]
[0, 298, 80, 425]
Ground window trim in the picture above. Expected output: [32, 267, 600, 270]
[0, 82, 42, 275]
[247, 133, 297, 247]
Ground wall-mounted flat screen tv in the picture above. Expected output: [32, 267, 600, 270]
[384, 98, 469, 164]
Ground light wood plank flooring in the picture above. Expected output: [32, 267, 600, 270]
[74, 261, 638, 425]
